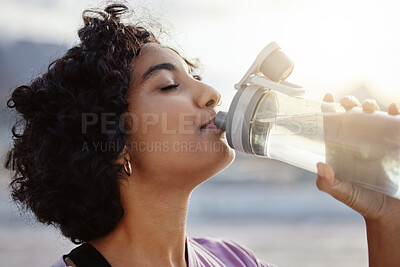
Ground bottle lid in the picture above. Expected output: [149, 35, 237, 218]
[235, 42, 305, 97]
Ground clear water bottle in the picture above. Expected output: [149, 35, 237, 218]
[215, 42, 400, 199]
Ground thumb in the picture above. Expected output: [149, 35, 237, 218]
[316, 162, 357, 208]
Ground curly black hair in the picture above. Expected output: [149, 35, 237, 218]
[4, 3, 159, 244]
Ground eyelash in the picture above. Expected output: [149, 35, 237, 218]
[161, 83, 180, 92]
[159, 74, 200, 93]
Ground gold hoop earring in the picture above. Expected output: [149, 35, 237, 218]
[123, 159, 132, 176]
[217, 99, 222, 106]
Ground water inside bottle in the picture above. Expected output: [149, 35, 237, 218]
[249, 90, 400, 198]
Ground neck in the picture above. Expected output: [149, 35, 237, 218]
[90, 174, 191, 267]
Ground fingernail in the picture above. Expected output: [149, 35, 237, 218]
[323, 93, 334, 103]
[388, 103, 399, 115]
[362, 99, 379, 112]
[317, 164, 325, 177]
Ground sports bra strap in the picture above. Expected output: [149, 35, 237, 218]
[64, 243, 111, 267]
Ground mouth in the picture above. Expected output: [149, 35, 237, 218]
[200, 116, 219, 130]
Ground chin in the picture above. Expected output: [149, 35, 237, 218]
[219, 145, 235, 170]
[204, 141, 236, 177]
[165, 137, 236, 186]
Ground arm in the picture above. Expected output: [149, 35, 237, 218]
[365, 215, 400, 267]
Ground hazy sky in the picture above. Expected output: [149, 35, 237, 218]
[1, 0, 400, 109]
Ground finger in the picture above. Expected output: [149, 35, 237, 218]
[316, 162, 388, 219]
[316, 163, 355, 206]
[340, 95, 362, 110]
[323, 93, 335, 103]
[362, 99, 380, 113]
[388, 103, 400, 115]
[316, 162, 334, 186]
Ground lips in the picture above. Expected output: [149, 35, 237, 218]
[200, 116, 218, 130]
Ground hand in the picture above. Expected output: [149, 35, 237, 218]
[316, 94, 400, 222]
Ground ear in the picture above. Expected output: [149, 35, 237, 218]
[114, 144, 130, 166]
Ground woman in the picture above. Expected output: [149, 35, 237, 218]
[5, 3, 400, 267]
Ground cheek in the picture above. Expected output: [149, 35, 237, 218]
[132, 95, 199, 139]
[126, 96, 198, 153]
[129, 113, 199, 157]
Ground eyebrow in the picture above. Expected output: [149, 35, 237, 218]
[141, 62, 177, 83]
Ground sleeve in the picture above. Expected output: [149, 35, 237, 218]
[192, 237, 278, 267]
[221, 239, 278, 267]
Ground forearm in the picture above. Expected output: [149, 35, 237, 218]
[365, 216, 400, 267]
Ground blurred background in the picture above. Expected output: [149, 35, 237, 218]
[1, 0, 400, 266]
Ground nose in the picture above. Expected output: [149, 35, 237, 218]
[195, 81, 221, 109]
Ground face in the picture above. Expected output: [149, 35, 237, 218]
[125, 43, 235, 189]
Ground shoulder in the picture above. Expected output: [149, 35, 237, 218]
[188, 236, 277, 267]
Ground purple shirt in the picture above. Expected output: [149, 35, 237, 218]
[52, 236, 277, 267]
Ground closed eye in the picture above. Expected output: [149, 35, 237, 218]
[161, 83, 180, 92]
